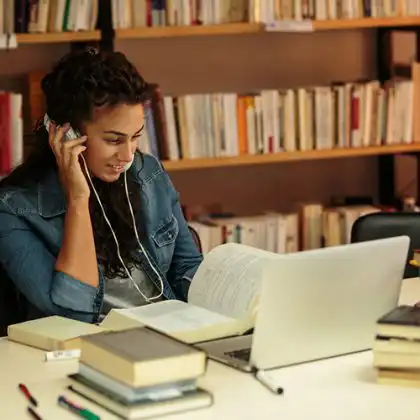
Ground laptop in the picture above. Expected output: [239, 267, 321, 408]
[196, 236, 410, 372]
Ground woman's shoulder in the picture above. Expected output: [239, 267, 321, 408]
[0, 182, 38, 215]
[0, 169, 58, 216]
[131, 152, 169, 186]
[131, 152, 178, 209]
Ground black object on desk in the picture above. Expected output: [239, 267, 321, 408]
[27, 406, 43, 420]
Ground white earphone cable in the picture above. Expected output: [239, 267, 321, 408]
[123, 170, 164, 299]
[80, 154, 164, 302]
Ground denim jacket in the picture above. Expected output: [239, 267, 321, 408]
[0, 153, 203, 324]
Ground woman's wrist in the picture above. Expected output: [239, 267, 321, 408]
[67, 196, 90, 213]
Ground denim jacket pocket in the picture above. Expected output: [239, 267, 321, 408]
[151, 216, 179, 270]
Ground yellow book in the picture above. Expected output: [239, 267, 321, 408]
[7, 316, 106, 351]
[409, 249, 420, 267]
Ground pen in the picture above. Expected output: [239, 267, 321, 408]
[68, 385, 118, 418]
[254, 369, 284, 395]
[58, 395, 101, 420]
[27, 406, 43, 420]
[18, 383, 38, 406]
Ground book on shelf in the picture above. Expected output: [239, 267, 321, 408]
[255, 1, 420, 22]
[7, 0, 98, 34]
[0, 91, 23, 178]
[27, 62, 420, 165]
[112, 0, 249, 28]
[141, 75, 420, 162]
[186, 202, 381, 255]
[7, 1, 420, 37]
[111, 0, 420, 30]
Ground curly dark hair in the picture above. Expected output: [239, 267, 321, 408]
[0, 48, 151, 279]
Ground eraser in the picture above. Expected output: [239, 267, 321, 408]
[45, 349, 81, 362]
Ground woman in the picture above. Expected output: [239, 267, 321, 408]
[0, 48, 203, 324]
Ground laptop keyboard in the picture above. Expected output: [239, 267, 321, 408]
[225, 348, 251, 362]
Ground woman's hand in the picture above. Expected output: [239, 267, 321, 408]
[48, 122, 90, 201]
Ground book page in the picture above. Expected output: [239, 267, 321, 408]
[188, 243, 280, 320]
[103, 300, 236, 333]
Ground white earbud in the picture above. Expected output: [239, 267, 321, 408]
[124, 157, 134, 172]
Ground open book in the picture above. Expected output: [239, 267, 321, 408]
[100, 243, 281, 344]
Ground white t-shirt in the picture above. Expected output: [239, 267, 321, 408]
[101, 267, 162, 314]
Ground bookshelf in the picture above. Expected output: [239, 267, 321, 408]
[9, 17, 420, 45]
[3, 0, 420, 252]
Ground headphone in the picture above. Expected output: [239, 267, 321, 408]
[43, 114, 164, 302]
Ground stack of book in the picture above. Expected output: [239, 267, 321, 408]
[68, 327, 212, 419]
[373, 305, 420, 387]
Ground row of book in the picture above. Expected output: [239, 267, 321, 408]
[112, 0, 247, 28]
[186, 202, 382, 255]
[0, 0, 98, 34]
[0, 92, 23, 177]
[4, 76, 419, 176]
[112, 1, 420, 29]
[4, 0, 420, 36]
[141, 78, 418, 162]
[256, 0, 420, 22]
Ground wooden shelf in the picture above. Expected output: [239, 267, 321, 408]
[13, 17, 420, 44]
[16, 31, 101, 44]
[115, 17, 420, 40]
[115, 23, 261, 39]
[312, 16, 420, 30]
[162, 144, 420, 171]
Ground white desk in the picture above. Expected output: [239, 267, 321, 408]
[2, 277, 420, 420]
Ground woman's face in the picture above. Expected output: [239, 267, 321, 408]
[82, 103, 144, 182]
